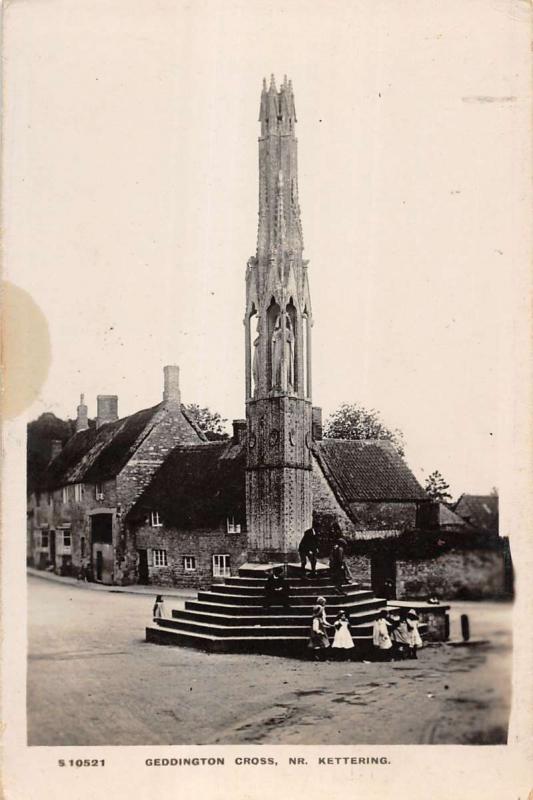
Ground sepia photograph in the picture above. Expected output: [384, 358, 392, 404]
[2, 0, 531, 796]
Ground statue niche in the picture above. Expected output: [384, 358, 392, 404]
[271, 311, 295, 393]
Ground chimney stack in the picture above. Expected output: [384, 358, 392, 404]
[312, 406, 323, 441]
[96, 395, 118, 429]
[232, 419, 247, 445]
[49, 439, 63, 462]
[76, 393, 89, 433]
[163, 365, 181, 406]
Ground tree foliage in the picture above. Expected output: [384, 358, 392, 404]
[424, 470, 452, 503]
[26, 413, 84, 494]
[184, 403, 228, 440]
[323, 402, 405, 457]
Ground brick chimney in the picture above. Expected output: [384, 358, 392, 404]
[49, 439, 63, 462]
[312, 406, 323, 441]
[96, 395, 118, 429]
[232, 419, 247, 445]
[163, 365, 181, 406]
[76, 393, 89, 433]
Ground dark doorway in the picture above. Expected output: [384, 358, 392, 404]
[371, 555, 397, 600]
[138, 549, 149, 585]
[95, 550, 103, 582]
[91, 514, 113, 543]
[49, 530, 56, 566]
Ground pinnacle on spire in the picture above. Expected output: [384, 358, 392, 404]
[269, 73, 277, 92]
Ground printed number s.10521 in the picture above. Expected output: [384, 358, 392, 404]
[58, 759, 105, 767]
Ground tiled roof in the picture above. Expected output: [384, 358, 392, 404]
[313, 439, 427, 509]
[39, 403, 204, 489]
[454, 494, 499, 535]
[438, 502, 469, 529]
[127, 440, 246, 529]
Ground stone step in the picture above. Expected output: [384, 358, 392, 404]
[145, 621, 427, 656]
[196, 589, 376, 607]
[226, 575, 336, 587]
[238, 562, 330, 579]
[171, 606, 381, 629]
[212, 581, 362, 596]
[184, 596, 385, 617]
[145, 624, 317, 654]
[154, 616, 377, 638]
[145, 624, 378, 654]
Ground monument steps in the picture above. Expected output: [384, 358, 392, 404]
[145, 565, 398, 656]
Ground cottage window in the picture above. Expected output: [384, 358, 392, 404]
[183, 556, 197, 572]
[150, 511, 162, 528]
[152, 549, 167, 567]
[63, 530, 71, 549]
[40, 531, 49, 549]
[61, 487, 69, 504]
[227, 517, 241, 534]
[95, 483, 105, 500]
[213, 553, 231, 578]
[74, 484, 83, 502]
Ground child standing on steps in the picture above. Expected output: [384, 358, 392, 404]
[331, 610, 354, 659]
[308, 597, 334, 661]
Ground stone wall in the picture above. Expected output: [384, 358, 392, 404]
[28, 478, 118, 574]
[396, 549, 508, 600]
[134, 524, 248, 588]
[349, 501, 418, 531]
[345, 554, 372, 586]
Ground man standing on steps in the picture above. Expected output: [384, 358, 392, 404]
[329, 538, 352, 596]
[298, 527, 320, 578]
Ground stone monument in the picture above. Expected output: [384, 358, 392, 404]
[244, 75, 314, 562]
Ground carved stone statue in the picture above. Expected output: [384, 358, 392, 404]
[271, 312, 295, 392]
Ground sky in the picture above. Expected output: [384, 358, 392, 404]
[3, 0, 530, 499]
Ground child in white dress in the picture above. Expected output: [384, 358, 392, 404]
[332, 610, 354, 658]
[406, 609, 423, 658]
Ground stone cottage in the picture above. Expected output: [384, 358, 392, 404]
[27, 366, 205, 584]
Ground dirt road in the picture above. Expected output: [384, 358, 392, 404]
[27, 575, 511, 745]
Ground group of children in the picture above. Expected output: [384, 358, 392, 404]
[154, 592, 423, 663]
[372, 608, 423, 661]
[308, 598, 423, 662]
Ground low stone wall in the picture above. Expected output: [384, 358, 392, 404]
[346, 555, 372, 586]
[396, 549, 507, 600]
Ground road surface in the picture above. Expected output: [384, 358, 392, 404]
[27, 575, 511, 746]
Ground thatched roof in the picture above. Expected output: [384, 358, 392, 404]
[127, 440, 246, 529]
